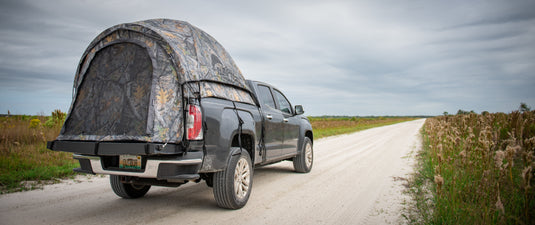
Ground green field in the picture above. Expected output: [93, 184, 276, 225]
[309, 116, 418, 139]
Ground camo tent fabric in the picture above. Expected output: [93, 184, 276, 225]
[58, 19, 254, 143]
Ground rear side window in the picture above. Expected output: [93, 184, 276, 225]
[273, 89, 292, 114]
[257, 85, 276, 109]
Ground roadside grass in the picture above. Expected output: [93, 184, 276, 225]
[0, 111, 78, 193]
[406, 111, 535, 224]
[310, 116, 419, 139]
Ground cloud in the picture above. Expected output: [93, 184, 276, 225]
[0, 0, 534, 115]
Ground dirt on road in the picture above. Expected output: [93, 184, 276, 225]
[0, 119, 425, 225]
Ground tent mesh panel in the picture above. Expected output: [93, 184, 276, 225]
[63, 43, 152, 137]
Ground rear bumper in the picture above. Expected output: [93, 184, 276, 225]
[73, 152, 203, 181]
[48, 140, 204, 182]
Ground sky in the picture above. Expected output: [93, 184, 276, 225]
[1, 0, 534, 116]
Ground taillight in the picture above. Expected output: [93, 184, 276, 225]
[187, 104, 203, 140]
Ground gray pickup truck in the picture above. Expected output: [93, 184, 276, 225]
[47, 19, 313, 209]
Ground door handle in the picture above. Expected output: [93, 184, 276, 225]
[283, 118, 289, 123]
[266, 115, 273, 120]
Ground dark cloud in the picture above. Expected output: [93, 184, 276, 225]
[444, 0, 535, 29]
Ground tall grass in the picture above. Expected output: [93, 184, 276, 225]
[310, 116, 418, 139]
[0, 110, 78, 193]
[409, 111, 535, 224]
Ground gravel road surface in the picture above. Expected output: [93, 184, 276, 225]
[0, 119, 425, 225]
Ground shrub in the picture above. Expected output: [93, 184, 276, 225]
[44, 109, 66, 128]
[520, 102, 531, 113]
[28, 119, 41, 129]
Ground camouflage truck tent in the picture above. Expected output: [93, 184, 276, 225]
[58, 19, 255, 144]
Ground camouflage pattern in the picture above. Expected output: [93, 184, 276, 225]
[58, 19, 254, 143]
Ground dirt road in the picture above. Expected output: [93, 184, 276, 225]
[0, 119, 425, 225]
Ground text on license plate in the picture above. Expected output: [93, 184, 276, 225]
[119, 155, 141, 169]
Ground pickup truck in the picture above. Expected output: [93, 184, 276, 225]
[47, 19, 313, 209]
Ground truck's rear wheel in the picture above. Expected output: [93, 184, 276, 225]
[293, 137, 313, 173]
[213, 150, 253, 209]
[110, 175, 151, 199]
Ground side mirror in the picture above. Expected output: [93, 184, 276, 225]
[295, 105, 304, 115]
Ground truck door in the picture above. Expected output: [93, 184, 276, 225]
[256, 85, 284, 159]
[272, 89, 300, 156]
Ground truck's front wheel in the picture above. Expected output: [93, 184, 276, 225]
[110, 175, 151, 199]
[293, 137, 313, 173]
[213, 150, 253, 209]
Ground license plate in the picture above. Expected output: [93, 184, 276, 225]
[119, 155, 141, 169]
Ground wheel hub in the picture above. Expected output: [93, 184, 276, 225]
[234, 157, 250, 200]
[305, 143, 313, 168]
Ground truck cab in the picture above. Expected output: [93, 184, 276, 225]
[247, 80, 313, 165]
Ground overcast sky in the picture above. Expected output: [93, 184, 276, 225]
[1, 0, 534, 116]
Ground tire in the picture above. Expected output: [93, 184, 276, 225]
[110, 175, 151, 199]
[293, 137, 313, 173]
[213, 150, 253, 209]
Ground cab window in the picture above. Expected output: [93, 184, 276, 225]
[257, 85, 276, 109]
[273, 89, 292, 114]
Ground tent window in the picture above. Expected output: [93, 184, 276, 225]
[63, 43, 153, 136]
